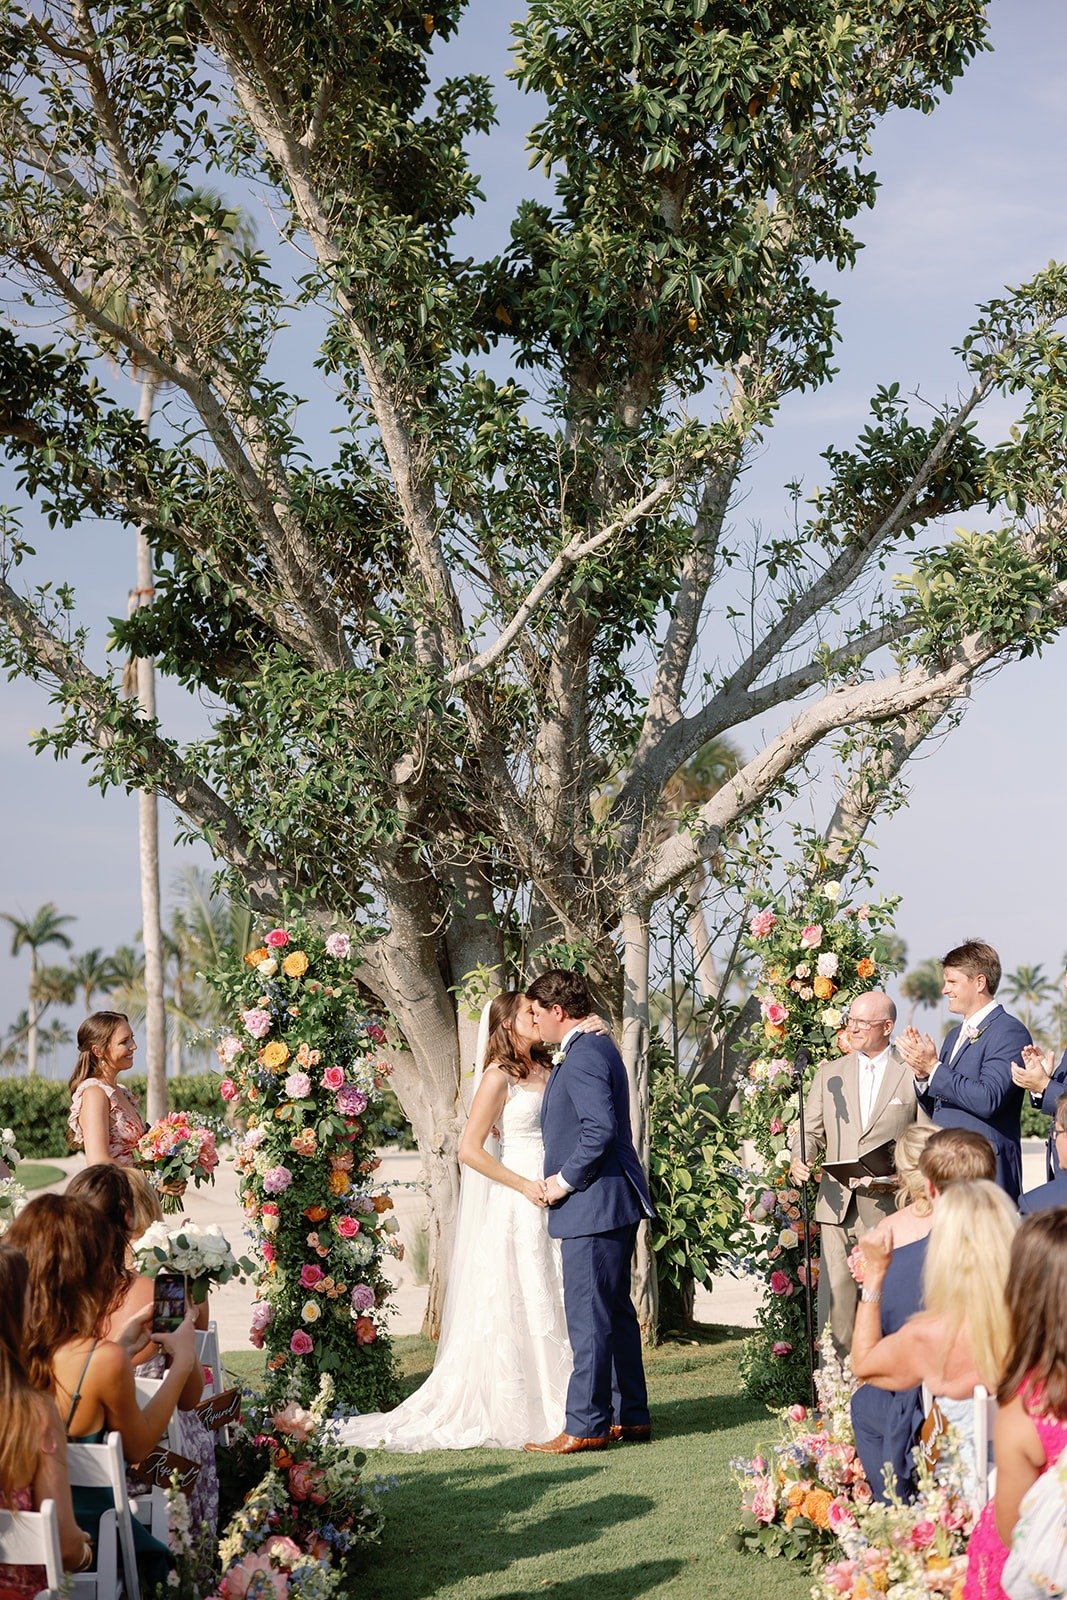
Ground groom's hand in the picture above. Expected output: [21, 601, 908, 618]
[543, 1175, 567, 1205]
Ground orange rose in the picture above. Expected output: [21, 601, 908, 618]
[244, 947, 269, 967]
[371, 1194, 394, 1213]
[764, 1021, 786, 1042]
[328, 1169, 351, 1196]
[303, 1205, 329, 1223]
[856, 957, 877, 979]
[812, 975, 836, 1000]
[283, 950, 309, 978]
[803, 1489, 833, 1529]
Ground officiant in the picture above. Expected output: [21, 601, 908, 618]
[789, 992, 923, 1356]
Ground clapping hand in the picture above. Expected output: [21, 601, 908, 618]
[1012, 1044, 1055, 1095]
[897, 1025, 939, 1078]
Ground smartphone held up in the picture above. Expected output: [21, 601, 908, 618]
[152, 1271, 188, 1334]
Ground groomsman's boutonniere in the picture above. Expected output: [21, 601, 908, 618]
[960, 1022, 987, 1046]
[550, 1047, 566, 1068]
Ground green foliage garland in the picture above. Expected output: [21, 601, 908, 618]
[734, 881, 900, 1406]
[207, 923, 399, 1413]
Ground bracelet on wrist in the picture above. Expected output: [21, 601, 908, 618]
[859, 1286, 882, 1304]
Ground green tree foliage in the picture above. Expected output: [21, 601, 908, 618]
[3, 3, 1067, 1317]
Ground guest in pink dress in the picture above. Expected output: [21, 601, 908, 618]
[965, 1207, 1067, 1600]
[66, 1011, 146, 1168]
[0, 1243, 92, 1600]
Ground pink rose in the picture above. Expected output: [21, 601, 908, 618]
[771, 1341, 792, 1357]
[219, 1077, 238, 1102]
[763, 1000, 789, 1026]
[241, 1007, 272, 1040]
[853, 1480, 873, 1505]
[799, 923, 823, 949]
[335, 1215, 360, 1238]
[289, 1329, 314, 1355]
[250, 1302, 273, 1332]
[217, 1552, 286, 1600]
[768, 1116, 784, 1136]
[264, 1536, 303, 1570]
[749, 910, 777, 939]
[261, 1240, 276, 1264]
[828, 1500, 858, 1536]
[769, 1270, 793, 1297]
[265, 928, 290, 948]
[367, 1023, 386, 1043]
[216, 1035, 243, 1066]
[354, 1315, 377, 1345]
[908, 1520, 937, 1550]
[289, 1460, 327, 1503]
[325, 932, 351, 959]
[271, 1401, 313, 1442]
[322, 1066, 345, 1091]
[300, 1264, 326, 1290]
[787, 1404, 807, 1423]
[751, 1481, 777, 1524]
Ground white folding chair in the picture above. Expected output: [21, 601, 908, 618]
[67, 1431, 141, 1600]
[0, 1497, 64, 1593]
[196, 1320, 230, 1444]
[973, 1384, 998, 1508]
[130, 1376, 180, 1540]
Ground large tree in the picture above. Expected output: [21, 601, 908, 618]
[2, 2, 1067, 1328]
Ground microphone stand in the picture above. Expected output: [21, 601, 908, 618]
[793, 1046, 817, 1409]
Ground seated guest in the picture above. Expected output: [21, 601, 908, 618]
[7, 1194, 198, 1589]
[0, 1243, 92, 1599]
[67, 1165, 219, 1580]
[851, 1128, 996, 1500]
[863, 1123, 937, 1251]
[851, 1179, 1017, 1503]
[1018, 1094, 1067, 1214]
[965, 1208, 1067, 1600]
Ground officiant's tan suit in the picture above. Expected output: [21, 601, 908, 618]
[790, 1001, 923, 1355]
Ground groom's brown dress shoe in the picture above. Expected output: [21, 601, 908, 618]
[609, 1424, 652, 1443]
[523, 1431, 611, 1454]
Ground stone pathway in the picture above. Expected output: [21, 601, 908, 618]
[38, 1137, 1051, 1350]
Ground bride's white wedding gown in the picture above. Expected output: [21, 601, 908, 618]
[337, 1079, 572, 1451]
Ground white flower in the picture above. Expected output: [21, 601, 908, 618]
[823, 881, 842, 902]
[816, 952, 839, 978]
[821, 1007, 843, 1029]
[256, 957, 278, 977]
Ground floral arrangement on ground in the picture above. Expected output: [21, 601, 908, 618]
[734, 878, 901, 1405]
[165, 1374, 386, 1599]
[207, 921, 401, 1414]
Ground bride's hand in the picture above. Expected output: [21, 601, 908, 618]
[574, 1014, 612, 1038]
[520, 1178, 548, 1208]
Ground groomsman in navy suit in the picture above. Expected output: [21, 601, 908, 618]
[898, 939, 1030, 1201]
[1010, 972, 1067, 1178]
[1019, 1095, 1067, 1212]
[524, 968, 655, 1455]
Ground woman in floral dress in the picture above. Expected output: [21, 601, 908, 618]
[67, 1011, 146, 1167]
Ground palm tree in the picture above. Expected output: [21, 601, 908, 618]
[1003, 964, 1056, 1037]
[68, 947, 122, 1013]
[40, 1016, 73, 1078]
[900, 959, 944, 1026]
[0, 904, 75, 1074]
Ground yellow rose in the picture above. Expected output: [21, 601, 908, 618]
[328, 1169, 351, 1196]
[261, 1041, 290, 1070]
[283, 951, 309, 979]
[301, 1300, 320, 1323]
[812, 975, 836, 1001]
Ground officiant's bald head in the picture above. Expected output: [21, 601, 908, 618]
[843, 990, 895, 1052]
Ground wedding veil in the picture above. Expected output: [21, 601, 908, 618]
[432, 999, 498, 1349]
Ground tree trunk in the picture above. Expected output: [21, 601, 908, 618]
[133, 375, 167, 1123]
[621, 908, 657, 1340]
[170, 969, 183, 1079]
[26, 950, 38, 1077]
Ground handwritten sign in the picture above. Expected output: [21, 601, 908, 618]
[193, 1387, 242, 1432]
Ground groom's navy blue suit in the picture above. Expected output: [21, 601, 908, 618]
[916, 1004, 1030, 1200]
[541, 1030, 655, 1438]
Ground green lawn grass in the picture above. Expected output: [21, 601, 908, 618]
[335, 1327, 810, 1600]
[17, 1161, 66, 1190]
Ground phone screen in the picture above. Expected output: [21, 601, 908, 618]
[152, 1272, 187, 1334]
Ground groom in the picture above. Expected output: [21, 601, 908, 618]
[523, 969, 655, 1455]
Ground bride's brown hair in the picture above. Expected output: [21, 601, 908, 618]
[483, 992, 540, 1082]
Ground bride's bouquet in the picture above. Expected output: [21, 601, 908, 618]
[0, 1127, 25, 1237]
[135, 1220, 255, 1304]
[135, 1111, 220, 1212]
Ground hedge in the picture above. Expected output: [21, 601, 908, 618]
[0, 1073, 415, 1158]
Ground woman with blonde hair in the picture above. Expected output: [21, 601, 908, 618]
[864, 1123, 937, 1250]
[852, 1180, 1018, 1498]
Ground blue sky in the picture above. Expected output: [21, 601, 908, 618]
[2, 0, 1066, 1046]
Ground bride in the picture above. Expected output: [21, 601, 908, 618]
[337, 991, 574, 1451]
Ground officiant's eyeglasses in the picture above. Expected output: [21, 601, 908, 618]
[842, 1016, 884, 1030]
